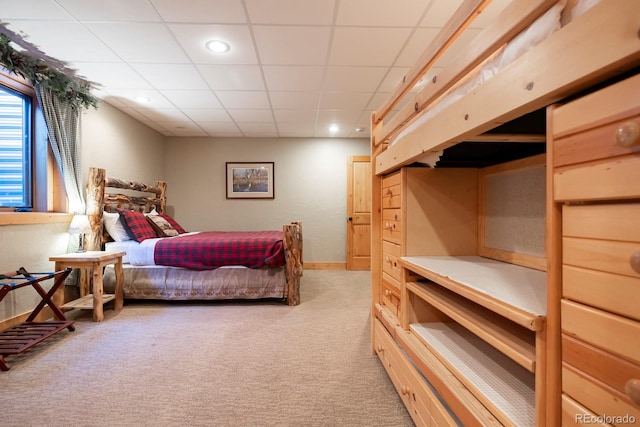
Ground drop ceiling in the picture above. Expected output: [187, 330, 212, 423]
[0, 0, 509, 138]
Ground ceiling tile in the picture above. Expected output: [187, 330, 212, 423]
[199, 122, 243, 137]
[131, 63, 210, 90]
[0, 0, 71, 20]
[245, 0, 336, 25]
[85, 22, 190, 63]
[317, 110, 362, 124]
[151, 0, 247, 24]
[269, 92, 320, 110]
[394, 28, 440, 67]
[323, 66, 388, 92]
[319, 92, 373, 110]
[102, 88, 174, 108]
[161, 91, 223, 109]
[215, 91, 271, 109]
[132, 107, 191, 122]
[277, 123, 317, 137]
[421, 0, 463, 27]
[2, 21, 119, 63]
[262, 66, 325, 91]
[253, 26, 331, 65]
[169, 24, 257, 65]
[198, 65, 264, 91]
[228, 109, 274, 123]
[186, 109, 233, 122]
[72, 62, 152, 90]
[273, 109, 317, 123]
[337, 0, 429, 26]
[237, 122, 278, 137]
[57, 0, 161, 21]
[329, 27, 411, 67]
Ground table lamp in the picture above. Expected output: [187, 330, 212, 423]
[69, 214, 91, 252]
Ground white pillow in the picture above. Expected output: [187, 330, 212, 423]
[103, 211, 131, 242]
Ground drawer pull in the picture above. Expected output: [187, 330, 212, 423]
[625, 379, 640, 405]
[631, 251, 640, 274]
[615, 121, 640, 148]
[384, 290, 391, 297]
[401, 385, 410, 395]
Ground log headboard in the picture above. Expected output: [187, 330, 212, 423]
[85, 167, 167, 251]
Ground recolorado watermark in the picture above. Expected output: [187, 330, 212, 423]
[575, 414, 636, 424]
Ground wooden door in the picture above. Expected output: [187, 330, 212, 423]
[347, 155, 371, 270]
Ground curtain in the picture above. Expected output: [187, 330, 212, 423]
[34, 85, 85, 215]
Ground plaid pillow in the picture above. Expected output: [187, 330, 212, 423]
[119, 210, 158, 242]
[159, 213, 187, 234]
[146, 214, 179, 237]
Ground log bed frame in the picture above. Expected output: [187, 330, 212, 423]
[85, 167, 303, 306]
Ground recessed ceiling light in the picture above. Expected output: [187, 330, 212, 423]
[329, 124, 339, 133]
[205, 40, 230, 53]
[355, 127, 366, 133]
[135, 96, 150, 104]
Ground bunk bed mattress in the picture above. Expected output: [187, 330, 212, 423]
[389, 0, 600, 156]
[102, 264, 287, 300]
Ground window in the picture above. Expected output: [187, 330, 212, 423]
[0, 70, 66, 216]
[0, 83, 32, 208]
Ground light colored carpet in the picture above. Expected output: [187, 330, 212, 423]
[0, 270, 413, 427]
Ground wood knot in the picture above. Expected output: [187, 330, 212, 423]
[526, 82, 534, 91]
[432, 76, 437, 84]
[464, 114, 469, 121]
[414, 102, 419, 111]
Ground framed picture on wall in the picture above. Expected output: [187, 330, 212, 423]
[226, 162, 275, 199]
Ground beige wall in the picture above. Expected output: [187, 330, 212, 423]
[164, 137, 370, 264]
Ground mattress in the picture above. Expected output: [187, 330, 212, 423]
[388, 0, 600, 160]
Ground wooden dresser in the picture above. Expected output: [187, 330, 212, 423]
[551, 73, 640, 425]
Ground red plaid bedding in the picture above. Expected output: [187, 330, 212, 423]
[153, 231, 285, 270]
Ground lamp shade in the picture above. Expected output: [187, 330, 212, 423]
[69, 214, 91, 234]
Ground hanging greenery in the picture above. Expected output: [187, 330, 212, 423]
[0, 33, 98, 110]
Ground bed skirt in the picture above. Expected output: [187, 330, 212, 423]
[102, 264, 287, 301]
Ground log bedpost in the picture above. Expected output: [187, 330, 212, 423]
[86, 167, 105, 251]
[283, 221, 303, 306]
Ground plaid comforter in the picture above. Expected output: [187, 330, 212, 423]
[153, 231, 285, 270]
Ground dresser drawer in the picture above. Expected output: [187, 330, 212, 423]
[382, 172, 402, 209]
[553, 73, 640, 141]
[554, 114, 640, 168]
[562, 393, 613, 427]
[383, 240, 402, 282]
[563, 203, 640, 242]
[563, 365, 640, 423]
[563, 334, 640, 405]
[554, 154, 640, 202]
[374, 319, 457, 427]
[382, 273, 401, 318]
[563, 265, 640, 321]
[562, 300, 640, 364]
[382, 208, 402, 244]
[563, 237, 640, 279]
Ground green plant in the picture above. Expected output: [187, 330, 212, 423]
[0, 33, 98, 110]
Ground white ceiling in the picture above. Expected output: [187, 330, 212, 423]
[0, 0, 509, 139]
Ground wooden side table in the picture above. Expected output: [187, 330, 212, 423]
[49, 251, 125, 322]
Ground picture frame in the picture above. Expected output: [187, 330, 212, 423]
[226, 162, 274, 199]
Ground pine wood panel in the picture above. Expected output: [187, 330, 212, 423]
[563, 237, 640, 279]
[554, 154, 640, 202]
[562, 300, 640, 364]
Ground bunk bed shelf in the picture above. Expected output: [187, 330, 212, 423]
[401, 256, 547, 331]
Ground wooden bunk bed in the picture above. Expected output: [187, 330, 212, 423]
[85, 167, 303, 306]
[370, 0, 640, 426]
